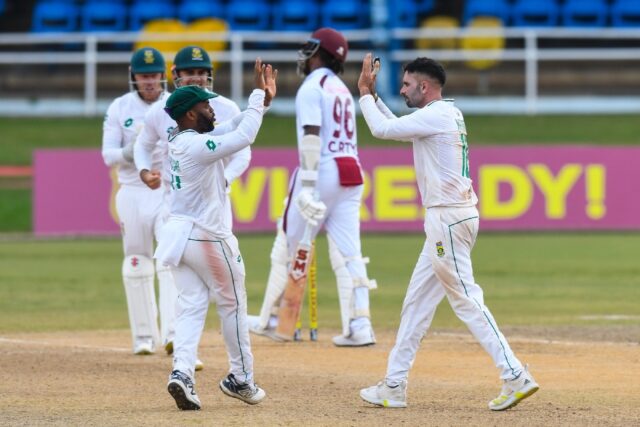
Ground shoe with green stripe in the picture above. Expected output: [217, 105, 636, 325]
[360, 380, 407, 408]
[489, 366, 539, 411]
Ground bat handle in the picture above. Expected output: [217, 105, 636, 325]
[301, 220, 313, 246]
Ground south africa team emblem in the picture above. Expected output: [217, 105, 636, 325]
[436, 241, 445, 257]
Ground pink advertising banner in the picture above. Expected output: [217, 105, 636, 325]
[33, 146, 640, 236]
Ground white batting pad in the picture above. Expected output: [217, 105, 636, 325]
[122, 254, 160, 349]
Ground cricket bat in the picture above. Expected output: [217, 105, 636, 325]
[275, 222, 314, 341]
[308, 240, 318, 341]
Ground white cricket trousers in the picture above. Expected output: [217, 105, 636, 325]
[171, 230, 254, 382]
[386, 206, 524, 384]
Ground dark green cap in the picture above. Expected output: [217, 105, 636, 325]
[164, 85, 218, 120]
[173, 46, 212, 71]
[130, 47, 165, 74]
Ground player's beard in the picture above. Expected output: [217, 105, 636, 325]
[196, 111, 215, 133]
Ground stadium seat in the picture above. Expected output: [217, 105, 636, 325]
[562, 0, 608, 28]
[81, 2, 127, 33]
[273, 0, 319, 32]
[185, 18, 229, 70]
[512, 0, 560, 27]
[461, 16, 505, 71]
[178, 0, 225, 24]
[321, 0, 367, 31]
[129, 2, 176, 32]
[226, 0, 270, 31]
[414, 0, 435, 17]
[415, 15, 460, 52]
[134, 19, 185, 57]
[611, 0, 640, 28]
[388, 0, 418, 29]
[32, 2, 79, 33]
[463, 0, 510, 26]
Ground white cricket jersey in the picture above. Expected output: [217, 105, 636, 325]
[135, 92, 248, 185]
[359, 96, 477, 208]
[102, 91, 169, 186]
[296, 68, 359, 165]
[165, 89, 265, 237]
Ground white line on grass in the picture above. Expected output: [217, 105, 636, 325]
[0, 337, 129, 353]
[430, 331, 639, 347]
[1, 332, 637, 351]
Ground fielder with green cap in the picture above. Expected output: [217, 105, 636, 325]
[101, 47, 170, 356]
[134, 46, 248, 372]
[159, 59, 277, 411]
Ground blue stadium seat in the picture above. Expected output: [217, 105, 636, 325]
[178, 0, 225, 24]
[226, 0, 270, 31]
[611, 0, 640, 28]
[81, 2, 127, 32]
[512, 0, 560, 27]
[562, 0, 608, 28]
[388, 0, 419, 29]
[463, 0, 510, 26]
[321, 0, 367, 30]
[415, 0, 435, 17]
[273, 0, 319, 32]
[32, 2, 79, 33]
[129, 2, 176, 31]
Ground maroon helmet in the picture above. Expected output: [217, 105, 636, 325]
[297, 27, 348, 76]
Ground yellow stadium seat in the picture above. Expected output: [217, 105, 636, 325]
[461, 16, 505, 71]
[135, 19, 186, 84]
[415, 16, 460, 51]
[135, 19, 185, 54]
[184, 18, 229, 70]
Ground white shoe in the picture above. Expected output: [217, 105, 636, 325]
[167, 370, 201, 411]
[133, 338, 155, 355]
[360, 380, 407, 408]
[332, 326, 376, 347]
[247, 314, 285, 342]
[219, 373, 266, 405]
[195, 359, 204, 371]
[488, 366, 539, 411]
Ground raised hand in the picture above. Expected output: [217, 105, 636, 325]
[254, 57, 266, 91]
[263, 64, 278, 107]
[358, 53, 377, 98]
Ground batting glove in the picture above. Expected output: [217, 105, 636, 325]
[295, 188, 326, 226]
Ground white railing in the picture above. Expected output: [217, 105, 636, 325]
[1, 28, 640, 115]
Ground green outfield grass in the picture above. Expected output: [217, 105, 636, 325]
[1, 233, 638, 334]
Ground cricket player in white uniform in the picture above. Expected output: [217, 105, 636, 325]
[357, 55, 539, 410]
[135, 46, 248, 370]
[248, 28, 376, 346]
[102, 47, 170, 355]
[158, 60, 277, 411]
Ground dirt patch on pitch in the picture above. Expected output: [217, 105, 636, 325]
[1, 328, 638, 426]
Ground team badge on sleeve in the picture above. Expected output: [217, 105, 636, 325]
[436, 241, 445, 257]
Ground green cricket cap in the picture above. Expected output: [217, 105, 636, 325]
[130, 47, 165, 74]
[164, 85, 218, 120]
[173, 46, 212, 71]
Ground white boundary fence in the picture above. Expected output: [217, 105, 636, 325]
[1, 28, 640, 116]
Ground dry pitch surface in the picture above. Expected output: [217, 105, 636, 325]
[2, 329, 639, 426]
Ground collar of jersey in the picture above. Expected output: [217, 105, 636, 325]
[426, 98, 455, 107]
[168, 128, 198, 142]
[306, 67, 335, 80]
